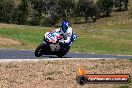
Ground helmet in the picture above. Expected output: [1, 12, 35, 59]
[61, 21, 69, 32]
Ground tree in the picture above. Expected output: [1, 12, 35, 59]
[0, 0, 15, 23]
[12, 0, 29, 24]
[28, 9, 41, 26]
[43, 0, 60, 26]
[75, 0, 97, 22]
[121, 0, 128, 11]
[97, 0, 113, 17]
[30, 0, 59, 26]
[18, 0, 29, 24]
[57, 0, 75, 21]
[113, 0, 128, 11]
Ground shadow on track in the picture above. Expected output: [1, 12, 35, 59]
[41, 55, 72, 58]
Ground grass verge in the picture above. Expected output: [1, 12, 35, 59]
[0, 11, 132, 55]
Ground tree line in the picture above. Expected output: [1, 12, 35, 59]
[0, 0, 129, 27]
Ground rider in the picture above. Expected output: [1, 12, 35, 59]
[55, 21, 73, 45]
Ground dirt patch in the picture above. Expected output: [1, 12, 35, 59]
[0, 59, 131, 88]
[0, 37, 21, 45]
[0, 23, 18, 29]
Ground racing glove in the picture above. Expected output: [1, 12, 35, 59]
[59, 39, 65, 44]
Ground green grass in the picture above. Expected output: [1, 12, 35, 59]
[71, 11, 132, 55]
[0, 25, 50, 49]
[0, 24, 132, 55]
[0, 11, 132, 55]
[72, 29, 132, 55]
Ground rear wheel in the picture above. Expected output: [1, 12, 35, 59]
[35, 43, 45, 57]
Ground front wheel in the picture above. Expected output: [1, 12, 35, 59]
[35, 43, 45, 57]
[57, 46, 70, 58]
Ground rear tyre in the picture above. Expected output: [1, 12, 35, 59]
[35, 43, 45, 57]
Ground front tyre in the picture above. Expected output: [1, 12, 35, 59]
[57, 46, 70, 58]
[35, 43, 45, 57]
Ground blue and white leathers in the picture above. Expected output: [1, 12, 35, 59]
[55, 27, 72, 43]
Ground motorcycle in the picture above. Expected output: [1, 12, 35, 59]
[35, 30, 77, 57]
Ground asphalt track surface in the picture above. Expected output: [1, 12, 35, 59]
[0, 49, 132, 59]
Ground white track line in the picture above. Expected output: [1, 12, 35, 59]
[0, 58, 118, 63]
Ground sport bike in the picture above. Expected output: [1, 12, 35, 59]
[35, 31, 77, 57]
